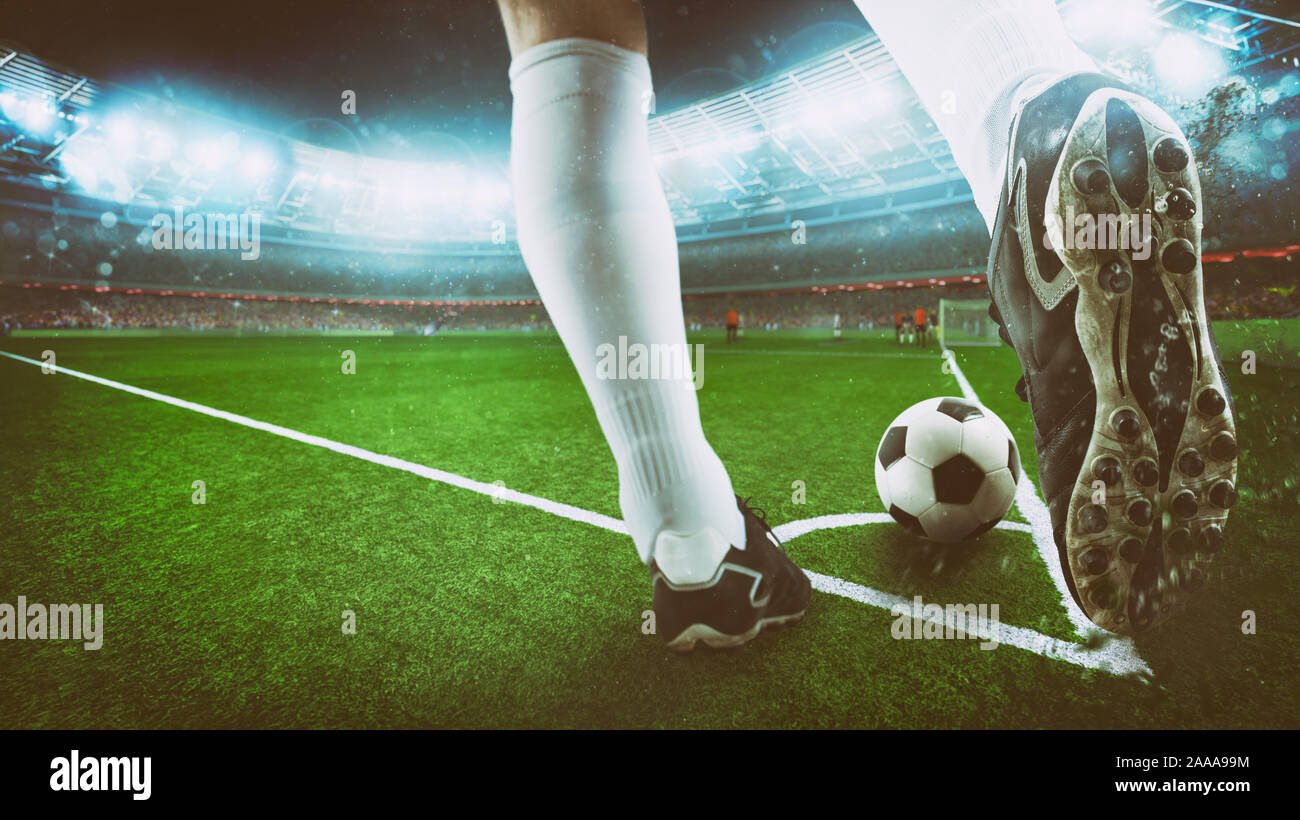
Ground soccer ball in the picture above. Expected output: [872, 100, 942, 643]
[874, 397, 1022, 543]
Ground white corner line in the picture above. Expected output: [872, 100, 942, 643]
[2, 348, 1149, 677]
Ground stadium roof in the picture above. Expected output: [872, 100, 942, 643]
[1, 0, 1298, 249]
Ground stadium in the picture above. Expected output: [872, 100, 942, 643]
[1, 0, 1298, 736]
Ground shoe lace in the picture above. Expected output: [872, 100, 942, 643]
[739, 496, 785, 552]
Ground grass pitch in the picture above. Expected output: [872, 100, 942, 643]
[0, 323, 1296, 728]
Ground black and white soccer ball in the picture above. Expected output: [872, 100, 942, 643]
[874, 397, 1022, 543]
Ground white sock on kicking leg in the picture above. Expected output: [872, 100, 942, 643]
[508, 37, 745, 583]
[853, 0, 1098, 230]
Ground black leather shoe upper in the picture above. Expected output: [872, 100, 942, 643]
[986, 73, 1134, 540]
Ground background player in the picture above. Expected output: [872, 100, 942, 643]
[914, 306, 928, 348]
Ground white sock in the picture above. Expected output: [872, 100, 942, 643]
[854, 0, 1098, 230]
[509, 38, 745, 582]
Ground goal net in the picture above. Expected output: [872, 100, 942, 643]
[938, 298, 1001, 347]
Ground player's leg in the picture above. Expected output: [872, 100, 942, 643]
[499, 0, 809, 648]
[852, 0, 1095, 230]
[497, 0, 646, 55]
[855, 0, 1237, 633]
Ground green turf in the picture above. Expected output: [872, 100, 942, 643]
[0, 323, 1296, 728]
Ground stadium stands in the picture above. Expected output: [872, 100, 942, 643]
[6, 257, 1296, 334]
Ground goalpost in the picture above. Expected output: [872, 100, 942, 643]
[938, 298, 1001, 347]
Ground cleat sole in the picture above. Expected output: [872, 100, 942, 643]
[1044, 90, 1238, 635]
[665, 609, 808, 654]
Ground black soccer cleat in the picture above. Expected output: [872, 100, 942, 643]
[650, 495, 812, 652]
[986, 73, 1237, 635]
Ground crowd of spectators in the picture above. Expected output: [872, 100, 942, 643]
[683, 282, 988, 330]
[0, 290, 551, 334]
[1, 68, 1295, 332]
[0, 62, 1295, 308]
[676, 205, 989, 288]
[6, 257, 1296, 335]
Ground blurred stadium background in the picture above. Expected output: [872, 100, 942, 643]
[0, 0, 1297, 337]
[4, 0, 1300, 731]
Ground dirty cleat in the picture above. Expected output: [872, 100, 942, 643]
[651, 495, 811, 653]
[986, 73, 1238, 635]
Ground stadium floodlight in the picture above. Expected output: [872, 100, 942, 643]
[469, 175, 511, 212]
[105, 115, 137, 154]
[1153, 31, 1225, 95]
[59, 142, 131, 202]
[144, 126, 174, 162]
[1, 93, 56, 136]
[397, 178, 425, 208]
[241, 148, 275, 182]
[191, 131, 239, 170]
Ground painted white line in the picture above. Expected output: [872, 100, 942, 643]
[772, 511, 1031, 541]
[2, 348, 1146, 676]
[771, 512, 1147, 675]
[805, 570, 1140, 673]
[0, 351, 625, 534]
[939, 346, 1150, 672]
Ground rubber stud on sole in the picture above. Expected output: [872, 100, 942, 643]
[1167, 528, 1192, 553]
[1119, 537, 1145, 563]
[1196, 387, 1226, 416]
[1079, 504, 1109, 534]
[1093, 456, 1122, 486]
[1200, 524, 1226, 552]
[1081, 548, 1109, 576]
[1210, 432, 1237, 461]
[1161, 238, 1198, 274]
[1134, 459, 1159, 487]
[1099, 260, 1133, 293]
[1209, 480, 1237, 509]
[1127, 498, 1153, 526]
[1172, 490, 1198, 519]
[1072, 158, 1110, 195]
[1112, 408, 1141, 439]
[1161, 187, 1197, 220]
[1090, 579, 1118, 610]
[1153, 137, 1189, 173]
[1179, 450, 1205, 477]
